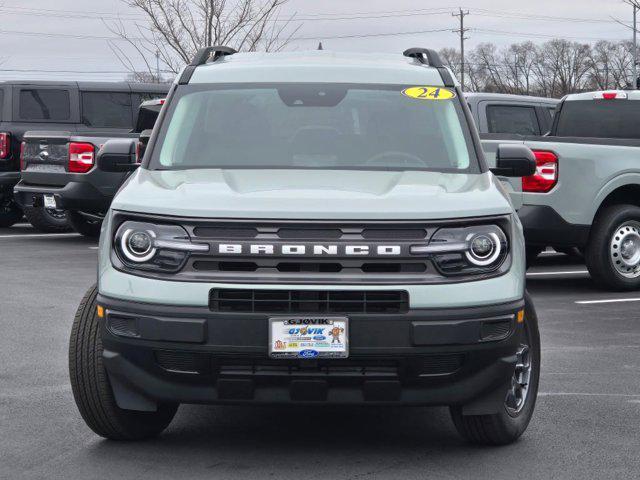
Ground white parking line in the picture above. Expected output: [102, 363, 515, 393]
[539, 392, 640, 398]
[0, 233, 79, 239]
[526, 270, 588, 276]
[576, 298, 640, 305]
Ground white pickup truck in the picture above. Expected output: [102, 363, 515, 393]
[478, 90, 640, 291]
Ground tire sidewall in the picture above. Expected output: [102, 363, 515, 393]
[500, 293, 541, 432]
[587, 204, 640, 290]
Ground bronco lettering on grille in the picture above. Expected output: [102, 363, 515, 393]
[216, 244, 403, 256]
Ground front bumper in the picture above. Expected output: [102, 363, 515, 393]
[98, 294, 525, 411]
[14, 180, 112, 212]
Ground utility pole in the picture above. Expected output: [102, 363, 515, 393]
[621, 1, 640, 88]
[453, 8, 470, 91]
[155, 50, 160, 83]
[634, 4, 638, 89]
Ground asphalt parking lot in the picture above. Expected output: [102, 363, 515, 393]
[2, 226, 639, 480]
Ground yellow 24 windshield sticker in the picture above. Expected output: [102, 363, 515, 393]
[402, 86, 456, 100]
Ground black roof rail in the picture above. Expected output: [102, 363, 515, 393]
[178, 45, 237, 84]
[403, 47, 455, 88]
[403, 48, 443, 67]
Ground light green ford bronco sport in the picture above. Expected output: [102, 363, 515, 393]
[69, 47, 541, 445]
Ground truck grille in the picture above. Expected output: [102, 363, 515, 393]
[210, 288, 409, 314]
[182, 220, 437, 284]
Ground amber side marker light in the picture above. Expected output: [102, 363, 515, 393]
[96, 305, 105, 318]
[517, 309, 525, 324]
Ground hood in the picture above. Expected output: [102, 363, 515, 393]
[111, 168, 513, 220]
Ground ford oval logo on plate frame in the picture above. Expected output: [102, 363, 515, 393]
[298, 349, 319, 358]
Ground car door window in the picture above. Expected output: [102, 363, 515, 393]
[486, 105, 540, 135]
[19, 89, 70, 121]
[81, 91, 133, 128]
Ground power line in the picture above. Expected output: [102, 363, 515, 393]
[273, 11, 453, 22]
[292, 28, 451, 41]
[473, 28, 625, 42]
[471, 8, 620, 24]
[0, 8, 143, 21]
[0, 5, 144, 18]
[285, 6, 458, 18]
[0, 29, 143, 41]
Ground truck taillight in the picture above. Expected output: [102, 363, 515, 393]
[135, 141, 142, 163]
[0, 132, 10, 159]
[68, 142, 95, 173]
[19, 141, 25, 170]
[522, 150, 558, 193]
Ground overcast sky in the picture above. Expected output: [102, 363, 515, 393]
[0, 0, 637, 81]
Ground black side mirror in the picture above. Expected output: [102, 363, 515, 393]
[97, 139, 139, 172]
[491, 144, 536, 177]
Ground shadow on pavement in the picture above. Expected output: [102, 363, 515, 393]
[85, 404, 484, 464]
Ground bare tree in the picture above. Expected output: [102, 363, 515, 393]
[108, 0, 300, 78]
[439, 47, 461, 80]
[126, 71, 171, 83]
[540, 39, 592, 97]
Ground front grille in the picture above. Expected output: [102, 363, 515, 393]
[153, 354, 464, 377]
[210, 288, 409, 314]
[192, 224, 429, 241]
[192, 260, 428, 274]
[182, 220, 436, 284]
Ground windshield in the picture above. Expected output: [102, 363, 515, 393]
[151, 83, 478, 172]
[555, 100, 640, 139]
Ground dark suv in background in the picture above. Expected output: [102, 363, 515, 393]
[16, 98, 165, 237]
[0, 81, 168, 230]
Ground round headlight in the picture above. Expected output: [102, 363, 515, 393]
[466, 232, 501, 266]
[121, 228, 156, 262]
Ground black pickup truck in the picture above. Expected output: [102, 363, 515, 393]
[15, 98, 164, 237]
[0, 81, 168, 230]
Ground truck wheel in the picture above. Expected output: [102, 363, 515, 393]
[450, 292, 540, 445]
[23, 206, 70, 233]
[0, 196, 22, 227]
[67, 210, 102, 238]
[586, 204, 640, 291]
[69, 285, 178, 440]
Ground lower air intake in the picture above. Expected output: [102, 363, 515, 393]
[155, 350, 210, 374]
[209, 288, 409, 314]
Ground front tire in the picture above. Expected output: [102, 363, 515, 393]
[586, 204, 640, 291]
[23, 206, 70, 233]
[450, 292, 540, 445]
[69, 285, 178, 440]
[66, 210, 102, 238]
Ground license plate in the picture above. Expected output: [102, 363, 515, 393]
[43, 195, 56, 209]
[269, 317, 348, 358]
